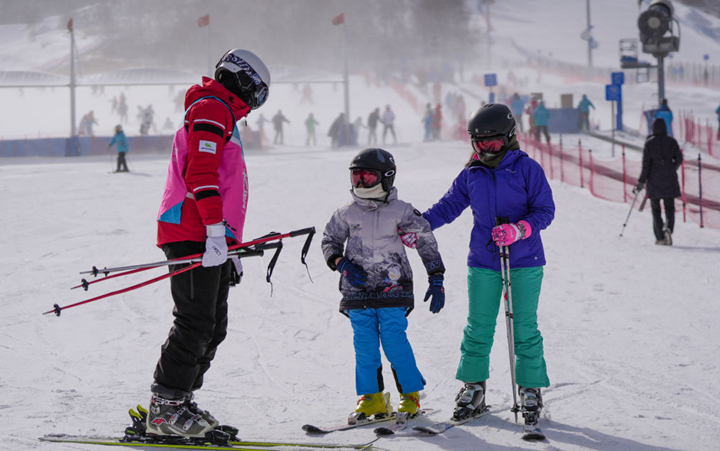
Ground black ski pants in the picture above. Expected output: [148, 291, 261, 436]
[153, 241, 231, 397]
[650, 198, 675, 241]
[116, 153, 128, 172]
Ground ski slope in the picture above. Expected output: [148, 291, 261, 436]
[2, 135, 720, 451]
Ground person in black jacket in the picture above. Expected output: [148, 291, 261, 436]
[635, 118, 683, 245]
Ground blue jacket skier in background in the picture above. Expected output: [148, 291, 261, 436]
[422, 103, 554, 433]
[108, 124, 129, 172]
[322, 148, 445, 423]
[532, 101, 551, 143]
[577, 94, 595, 131]
[653, 98, 674, 137]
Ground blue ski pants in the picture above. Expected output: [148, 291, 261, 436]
[456, 266, 550, 388]
[348, 307, 426, 395]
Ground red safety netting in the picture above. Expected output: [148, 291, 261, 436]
[519, 133, 720, 230]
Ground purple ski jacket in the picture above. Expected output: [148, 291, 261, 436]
[423, 149, 555, 271]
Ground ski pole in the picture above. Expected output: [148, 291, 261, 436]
[44, 261, 200, 317]
[79, 227, 315, 277]
[71, 248, 265, 291]
[49, 228, 315, 316]
[619, 188, 642, 237]
[496, 216, 520, 423]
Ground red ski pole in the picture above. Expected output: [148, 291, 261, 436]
[44, 262, 201, 317]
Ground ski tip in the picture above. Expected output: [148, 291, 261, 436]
[301, 424, 326, 434]
[522, 432, 546, 441]
[373, 427, 395, 436]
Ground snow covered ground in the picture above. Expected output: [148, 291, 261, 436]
[2, 136, 720, 451]
[2, 1, 720, 450]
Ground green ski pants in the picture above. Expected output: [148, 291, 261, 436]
[456, 266, 549, 389]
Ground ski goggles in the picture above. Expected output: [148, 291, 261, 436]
[471, 134, 508, 154]
[351, 168, 395, 188]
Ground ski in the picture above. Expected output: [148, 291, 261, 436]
[302, 412, 397, 434]
[411, 404, 491, 435]
[522, 423, 546, 441]
[40, 434, 379, 450]
[39, 435, 271, 450]
[373, 409, 433, 436]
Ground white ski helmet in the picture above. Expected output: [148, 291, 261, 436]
[214, 49, 271, 110]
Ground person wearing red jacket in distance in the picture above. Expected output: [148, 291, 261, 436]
[148, 49, 270, 438]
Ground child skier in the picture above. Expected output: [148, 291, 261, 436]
[321, 148, 446, 424]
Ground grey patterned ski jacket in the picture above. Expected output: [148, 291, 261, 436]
[322, 188, 445, 313]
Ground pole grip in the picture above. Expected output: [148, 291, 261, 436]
[494, 216, 509, 226]
[290, 226, 316, 238]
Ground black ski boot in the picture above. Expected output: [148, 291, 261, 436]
[519, 387, 545, 440]
[453, 381, 486, 421]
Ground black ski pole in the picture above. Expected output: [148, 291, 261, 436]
[496, 217, 520, 422]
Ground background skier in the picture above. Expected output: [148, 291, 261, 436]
[272, 109, 290, 144]
[653, 98, 674, 137]
[577, 94, 595, 131]
[108, 124, 129, 172]
[532, 101, 551, 143]
[635, 118, 683, 246]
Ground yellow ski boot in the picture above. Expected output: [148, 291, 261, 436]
[397, 391, 420, 423]
[348, 392, 392, 424]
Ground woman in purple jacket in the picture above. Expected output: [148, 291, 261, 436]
[422, 104, 555, 431]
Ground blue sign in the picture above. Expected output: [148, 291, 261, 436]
[704, 54, 710, 61]
[605, 84, 621, 101]
[611, 72, 625, 86]
[484, 73, 497, 87]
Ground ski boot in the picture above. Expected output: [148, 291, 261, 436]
[348, 392, 392, 424]
[453, 381, 486, 421]
[186, 393, 220, 428]
[397, 391, 420, 423]
[519, 387, 545, 440]
[145, 394, 215, 438]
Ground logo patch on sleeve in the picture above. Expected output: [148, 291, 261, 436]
[199, 140, 217, 154]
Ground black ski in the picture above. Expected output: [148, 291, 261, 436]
[522, 422, 546, 440]
[411, 404, 491, 435]
[302, 412, 397, 434]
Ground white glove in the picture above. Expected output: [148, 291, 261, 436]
[202, 222, 228, 267]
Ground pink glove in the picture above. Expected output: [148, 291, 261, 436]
[398, 228, 417, 249]
[492, 220, 532, 246]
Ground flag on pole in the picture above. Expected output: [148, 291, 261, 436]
[197, 14, 210, 28]
[332, 13, 344, 26]
[67, 18, 74, 32]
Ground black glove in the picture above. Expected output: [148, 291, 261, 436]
[632, 182, 645, 194]
[229, 257, 243, 287]
[424, 273, 445, 314]
[336, 257, 368, 288]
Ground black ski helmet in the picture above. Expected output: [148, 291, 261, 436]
[214, 49, 270, 110]
[467, 103, 517, 138]
[349, 148, 396, 193]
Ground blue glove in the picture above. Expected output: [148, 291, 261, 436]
[336, 257, 368, 288]
[424, 274, 445, 314]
